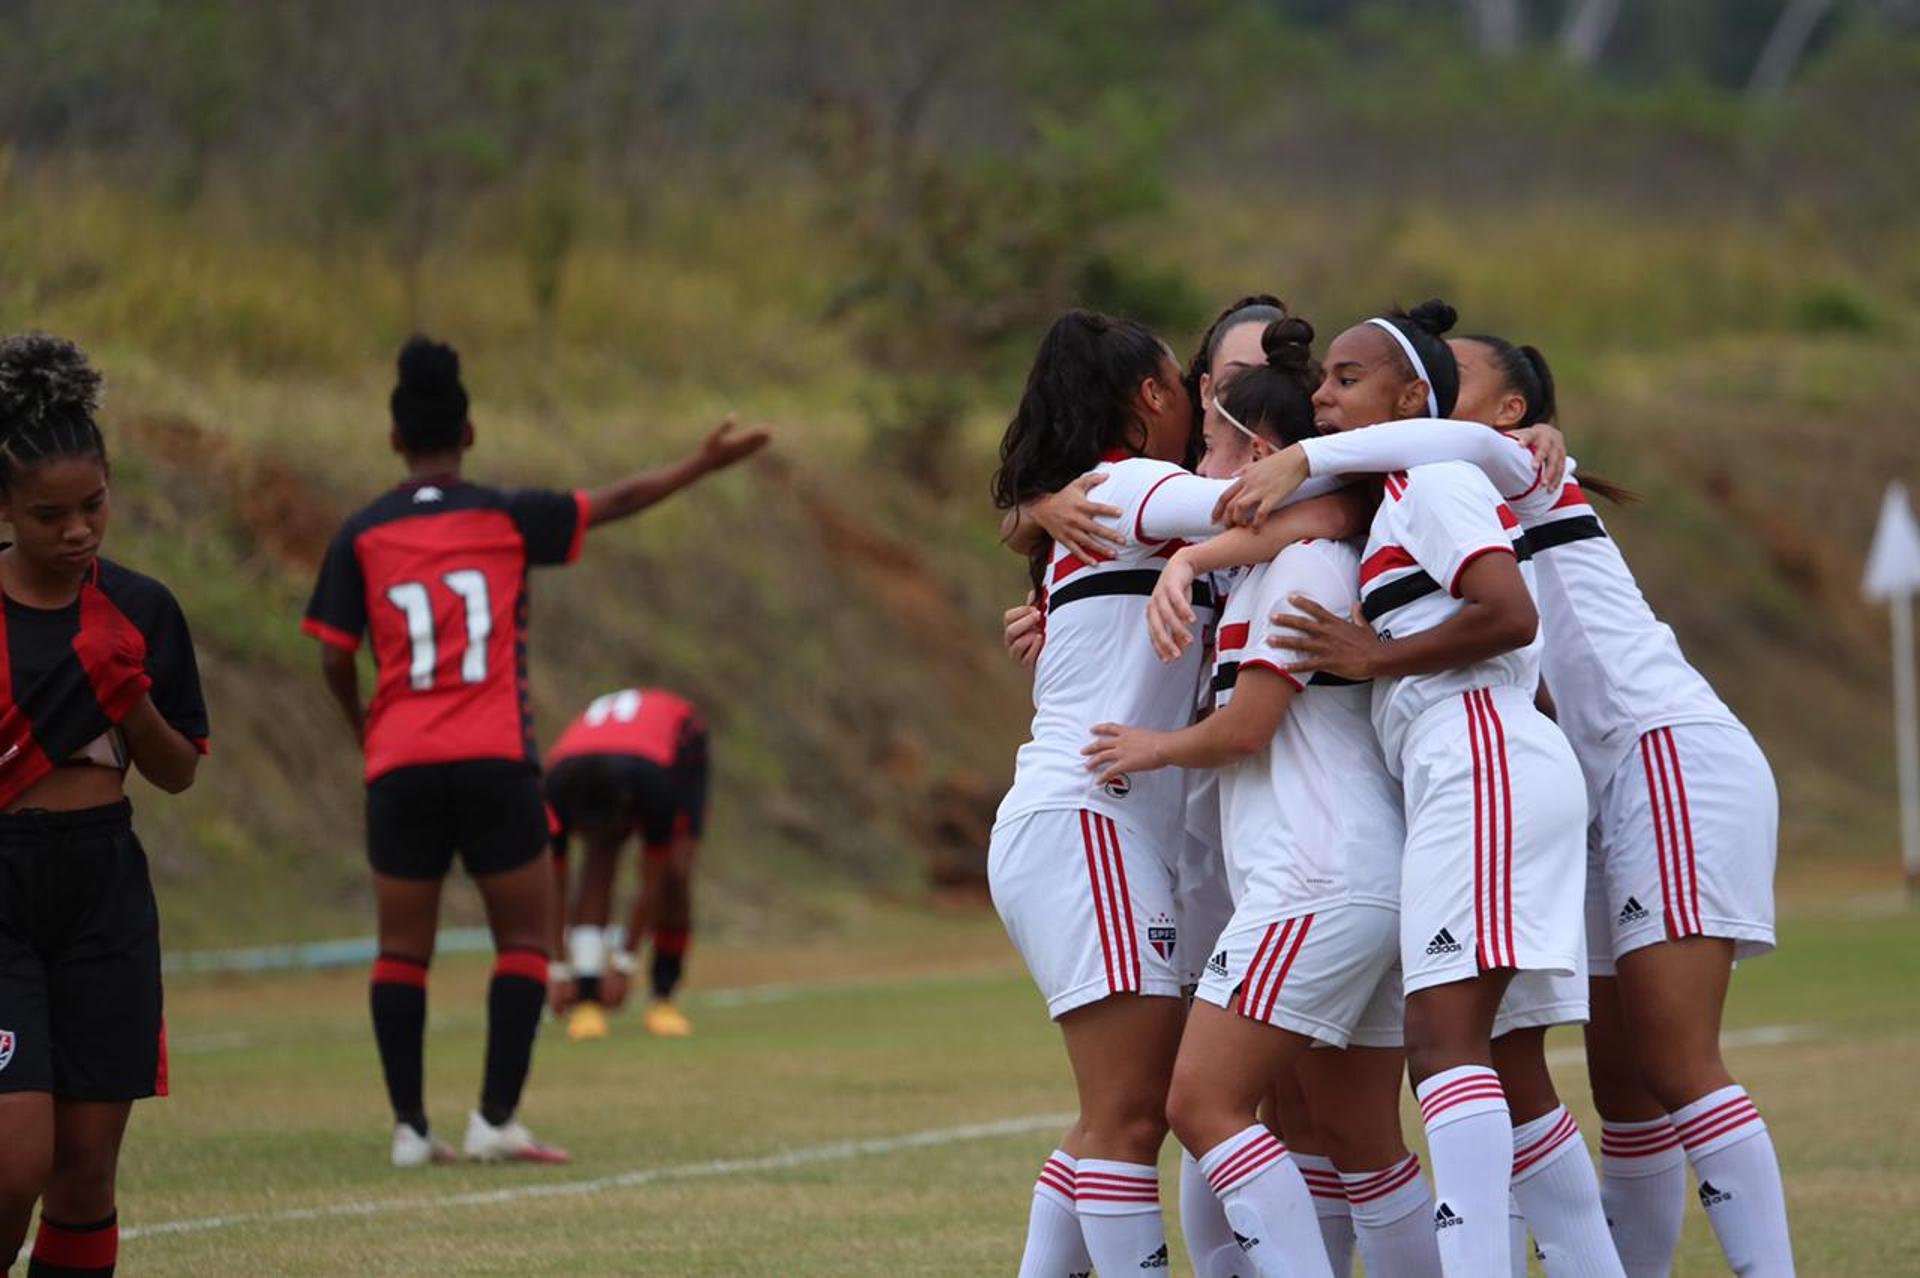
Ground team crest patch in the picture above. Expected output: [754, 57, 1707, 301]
[0, 1029, 13, 1072]
[1102, 774, 1132, 799]
[1147, 913, 1177, 962]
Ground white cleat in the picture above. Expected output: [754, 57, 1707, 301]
[462, 1110, 572, 1165]
[390, 1122, 458, 1168]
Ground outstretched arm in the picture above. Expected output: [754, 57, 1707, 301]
[585, 419, 771, 528]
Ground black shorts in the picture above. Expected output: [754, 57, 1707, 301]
[549, 732, 709, 854]
[366, 759, 550, 880]
[0, 802, 166, 1101]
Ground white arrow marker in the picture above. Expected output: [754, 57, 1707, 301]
[1863, 482, 1920, 893]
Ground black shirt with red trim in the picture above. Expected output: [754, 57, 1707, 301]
[303, 478, 588, 782]
[0, 555, 209, 807]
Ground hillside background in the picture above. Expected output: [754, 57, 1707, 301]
[1, 0, 1915, 947]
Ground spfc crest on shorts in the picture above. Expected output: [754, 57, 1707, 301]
[0, 1029, 13, 1072]
[1147, 913, 1177, 962]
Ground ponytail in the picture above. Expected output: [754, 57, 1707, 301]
[1462, 333, 1636, 504]
[992, 310, 1167, 512]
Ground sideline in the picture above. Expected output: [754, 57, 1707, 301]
[120, 1112, 1076, 1243]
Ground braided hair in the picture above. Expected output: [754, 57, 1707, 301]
[0, 333, 109, 494]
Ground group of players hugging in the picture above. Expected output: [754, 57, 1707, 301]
[989, 299, 1793, 1278]
[0, 329, 765, 1275]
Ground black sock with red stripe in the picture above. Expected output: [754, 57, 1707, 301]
[370, 954, 430, 1135]
[650, 929, 688, 1000]
[27, 1212, 117, 1277]
[480, 947, 547, 1126]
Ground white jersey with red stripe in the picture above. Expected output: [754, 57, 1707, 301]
[995, 456, 1226, 851]
[1210, 542, 1404, 915]
[1509, 462, 1743, 794]
[1359, 461, 1542, 768]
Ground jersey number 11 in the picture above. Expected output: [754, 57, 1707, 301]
[385, 570, 492, 691]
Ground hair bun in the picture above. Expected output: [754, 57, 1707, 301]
[1405, 298, 1458, 338]
[396, 335, 464, 398]
[0, 332, 102, 430]
[1261, 316, 1315, 372]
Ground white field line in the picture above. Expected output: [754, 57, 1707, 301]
[118, 1022, 1829, 1247]
[120, 1111, 1076, 1243]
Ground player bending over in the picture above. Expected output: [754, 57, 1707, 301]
[303, 336, 766, 1168]
[0, 334, 209, 1278]
[545, 687, 709, 1041]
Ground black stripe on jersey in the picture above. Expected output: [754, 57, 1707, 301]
[1310, 671, 1367, 687]
[1211, 661, 1240, 696]
[1048, 569, 1216, 612]
[1361, 537, 1535, 623]
[1361, 571, 1439, 622]
[1522, 514, 1607, 554]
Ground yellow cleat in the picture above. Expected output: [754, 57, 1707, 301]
[643, 998, 693, 1038]
[567, 1002, 610, 1042]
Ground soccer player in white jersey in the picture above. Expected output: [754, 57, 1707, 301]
[1237, 302, 1597, 1277]
[991, 310, 1361, 1277]
[1082, 321, 1435, 1278]
[1445, 335, 1790, 1278]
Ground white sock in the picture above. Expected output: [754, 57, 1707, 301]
[1018, 1150, 1091, 1278]
[1199, 1125, 1334, 1278]
[1511, 1106, 1626, 1276]
[1509, 1193, 1532, 1277]
[1417, 1065, 1514, 1277]
[1671, 1087, 1796, 1277]
[1296, 1153, 1357, 1275]
[566, 924, 605, 976]
[1342, 1154, 1444, 1278]
[1181, 1149, 1244, 1278]
[1075, 1159, 1169, 1275]
[1599, 1119, 1686, 1278]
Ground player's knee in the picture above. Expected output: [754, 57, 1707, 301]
[1164, 1074, 1233, 1154]
[1316, 1102, 1407, 1171]
[40, 1159, 115, 1223]
[0, 1142, 54, 1212]
[1083, 1098, 1169, 1161]
[1635, 1049, 1734, 1113]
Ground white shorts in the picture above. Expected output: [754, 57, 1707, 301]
[1494, 963, 1589, 1037]
[1174, 833, 1236, 992]
[1399, 687, 1587, 995]
[1587, 722, 1777, 976]
[1195, 902, 1404, 1049]
[989, 808, 1183, 1019]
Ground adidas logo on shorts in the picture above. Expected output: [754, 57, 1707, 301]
[1618, 896, 1651, 924]
[1139, 1243, 1169, 1268]
[1435, 1202, 1465, 1229]
[1207, 950, 1230, 977]
[1698, 1180, 1734, 1208]
[1233, 1229, 1261, 1253]
[1425, 928, 1463, 956]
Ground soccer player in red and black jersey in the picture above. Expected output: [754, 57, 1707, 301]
[0, 334, 208, 1278]
[544, 688, 709, 1041]
[303, 337, 766, 1168]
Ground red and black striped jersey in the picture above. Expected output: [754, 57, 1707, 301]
[0, 555, 209, 808]
[303, 478, 588, 781]
[548, 689, 703, 770]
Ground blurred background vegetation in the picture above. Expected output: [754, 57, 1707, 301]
[0, 0, 1915, 945]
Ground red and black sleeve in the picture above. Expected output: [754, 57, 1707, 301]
[503, 487, 589, 567]
[303, 524, 368, 651]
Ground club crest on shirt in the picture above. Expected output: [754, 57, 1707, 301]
[0, 1029, 13, 1072]
[413, 486, 445, 503]
[1102, 774, 1132, 799]
[1147, 913, 1177, 962]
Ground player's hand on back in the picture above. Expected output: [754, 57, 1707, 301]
[698, 417, 772, 472]
[1029, 474, 1123, 564]
[1004, 592, 1044, 670]
[1506, 422, 1566, 491]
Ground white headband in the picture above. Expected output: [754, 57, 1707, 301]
[1366, 317, 1438, 417]
[1208, 389, 1264, 445]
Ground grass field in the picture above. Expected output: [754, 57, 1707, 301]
[79, 899, 1920, 1275]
